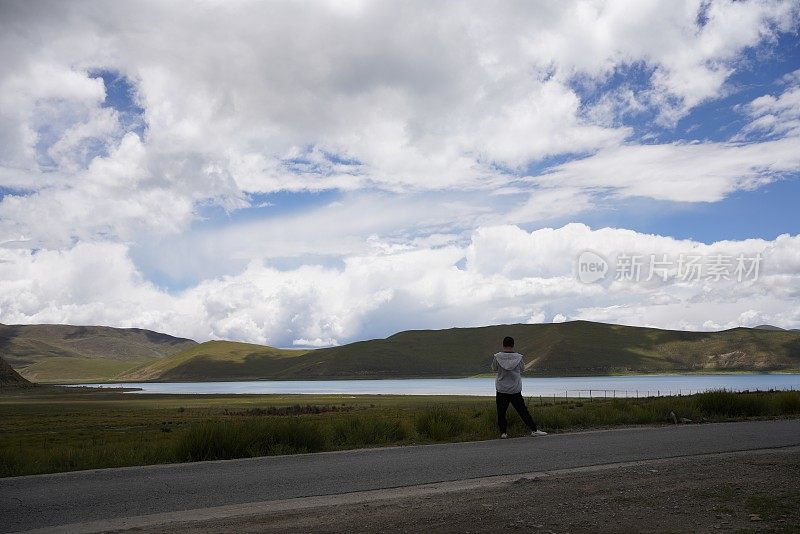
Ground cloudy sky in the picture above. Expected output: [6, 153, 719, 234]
[1, 0, 800, 346]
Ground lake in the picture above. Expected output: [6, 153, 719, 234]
[73, 374, 800, 396]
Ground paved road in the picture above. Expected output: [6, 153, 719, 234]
[3, 419, 800, 533]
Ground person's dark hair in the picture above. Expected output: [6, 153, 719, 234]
[502, 336, 514, 348]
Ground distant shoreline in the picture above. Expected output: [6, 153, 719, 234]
[38, 369, 800, 386]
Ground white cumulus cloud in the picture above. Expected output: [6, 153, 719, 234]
[1, 224, 799, 346]
[0, 1, 798, 343]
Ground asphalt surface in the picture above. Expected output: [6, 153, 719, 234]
[2, 419, 800, 533]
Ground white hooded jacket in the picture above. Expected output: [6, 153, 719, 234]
[491, 351, 524, 394]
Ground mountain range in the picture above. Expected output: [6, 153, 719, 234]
[0, 323, 196, 382]
[2, 321, 800, 383]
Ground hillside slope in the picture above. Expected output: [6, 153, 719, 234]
[117, 341, 310, 381]
[280, 321, 800, 378]
[0, 323, 197, 382]
[0, 355, 29, 386]
[115, 321, 800, 381]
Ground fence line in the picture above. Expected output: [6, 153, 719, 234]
[533, 387, 793, 404]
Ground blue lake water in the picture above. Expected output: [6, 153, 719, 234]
[73, 374, 800, 397]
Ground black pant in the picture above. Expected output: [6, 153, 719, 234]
[496, 392, 537, 433]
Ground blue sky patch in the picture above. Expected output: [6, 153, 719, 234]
[90, 69, 146, 138]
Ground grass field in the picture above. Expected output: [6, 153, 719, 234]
[16, 357, 158, 383]
[2, 386, 799, 478]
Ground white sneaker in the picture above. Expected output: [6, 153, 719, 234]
[531, 430, 548, 436]
[500, 433, 508, 439]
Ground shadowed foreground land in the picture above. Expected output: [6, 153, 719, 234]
[1, 387, 800, 477]
[3, 420, 799, 533]
[132, 449, 800, 534]
[0, 356, 27, 385]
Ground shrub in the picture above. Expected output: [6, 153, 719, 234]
[414, 406, 467, 441]
[692, 390, 764, 418]
[771, 391, 800, 415]
[329, 416, 407, 448]
[174, 418, 324, 461]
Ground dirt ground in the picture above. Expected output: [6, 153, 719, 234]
[126, 449, 800, 533]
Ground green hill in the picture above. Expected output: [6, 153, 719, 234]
[116, 340, 310, 381]
[114, 321, 800, 381]
[0, 323, 197, 383]
[0, 355, 29, 386]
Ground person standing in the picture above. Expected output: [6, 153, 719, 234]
[491, 336, 547, 439]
